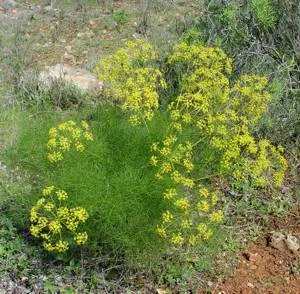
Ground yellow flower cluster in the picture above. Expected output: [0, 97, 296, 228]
[29, 185, 89, 253]
[167, 42, 287, 188]
[151, 41, 287, 248]
[151, 110, 223, 247]
[156, 184, 223, 247]
[47, 120, 93, 163]
[94, 39, 166, 125]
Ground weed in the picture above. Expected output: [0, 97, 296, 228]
[112, 10, 130, 25]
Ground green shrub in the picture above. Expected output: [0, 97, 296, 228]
[6, 105, 171, 267]
[112, 10, 130, 24]
[17, 77, 87, 109]
[251, 0, 278, 29]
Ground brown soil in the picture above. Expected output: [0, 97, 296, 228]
[213, 207, 300, 294]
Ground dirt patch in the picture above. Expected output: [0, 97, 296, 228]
[213, 207, 300, 294]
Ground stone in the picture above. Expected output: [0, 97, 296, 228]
[285, 234, 299, 254]
[268, 232, 286, 252]
[39, 64, 103, 93]
[268, 232, 300, 254]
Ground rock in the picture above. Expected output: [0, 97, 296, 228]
[285, 234, 299, 254]
[268, 232, 300, 254]
[247, 282, 255, 288]
[39, 64, 103, 93]
[268, 232, 286, 252]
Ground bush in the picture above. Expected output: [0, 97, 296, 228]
[17, 77, 87, 109]
[6, 105, 171, 267]
[6, 40, 287, 272]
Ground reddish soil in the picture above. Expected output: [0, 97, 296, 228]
[213, 207, 300, 294]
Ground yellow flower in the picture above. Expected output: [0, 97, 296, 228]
[95, 39, 165, 124]
[55, 240, 69, 252]
[149, 155, 158, 166]
[198, 187, 209, 198]
[43, 242, 55, 252]
[160, 147, 171, 156]
[36, 198, 46, 208]
[42, 186, 54, 196]
[48, 127, 57, 138]
[75, 142, 85, 152]
[58, 123, 67, 131]
[47, 151, 63, 163]
[37, 217, 48, 229]
[30, 225, 40, 238]
[162, 210, 174, 223]
[155, 172, 163, 180]
[160, 162, 172, 174]
[171, 232, 184, 245]
[71, 128, 81, 140]
[170, 110, 181, 121]
[49, 220, 62, 233]
[57, 206, 69, 219]
[273, 171, 284, 188]
[83, 132, 93, 141]
[181, 177, 195, 188]
[182, 112, 192, 123]
[174, 198, 190, 210]
[47, 138, 57, 149]
[197, 200, 210, 212]
[181, 218, 192, 229]
[66, 219, 79, 232]
[197, 223, 213, 240]
[183, 159, 194, 172]
[172, 122, 182, 132]
[209, 210, 224, 223]
[44, 202, 55, 212]
[58, 137, 71, 152]
[56, 190, 68, 201]
[163, 188, 177, 200]
[72, 207, 88, 222]
[30, 207, 38, 222]
[156, 226, 167, 238]
[74, 232, 88, 245]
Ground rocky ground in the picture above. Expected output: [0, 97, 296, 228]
[213, 207, 300, 294]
